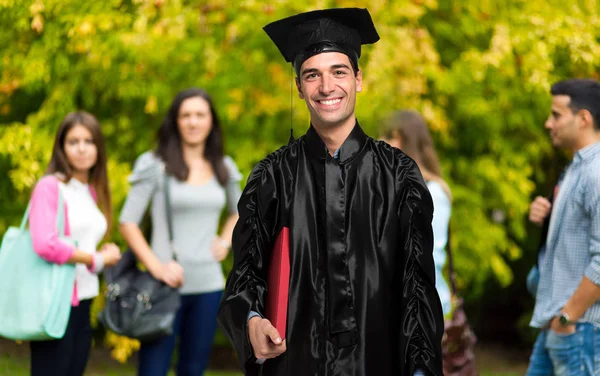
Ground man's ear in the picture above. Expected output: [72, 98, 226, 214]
[579, 109, 594, 130]
[356, 70, 363, 93]
[295, 77, 305, 99]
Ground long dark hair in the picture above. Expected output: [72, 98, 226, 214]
[155, 88, 228, 186]
[46, 111, 113, 231]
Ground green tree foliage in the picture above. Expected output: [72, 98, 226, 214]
[2, 0, 600, 356]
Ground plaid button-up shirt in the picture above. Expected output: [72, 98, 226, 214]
[531, 141, 600, 328]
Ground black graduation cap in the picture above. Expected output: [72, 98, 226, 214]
[263, 8, 380, 74]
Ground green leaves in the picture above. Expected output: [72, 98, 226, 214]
[2, 0, 599, 344]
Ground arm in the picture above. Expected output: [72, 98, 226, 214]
[220, 213, 238, 245]
[118, 152, 182, 286]
[529, 196, 552, 226]
[29, 177, 120, 271]
[119, 223, 164, 278]
[29, 176, 91, 267]
[213, 156, 243, 259]
[396, 156, 444, 376]
[558, 277, 600, 326]
[219, 156, 243, 246]
[553, 174, 600, 331]
[66, 251, 94, 268]
[215, 213, 239, 249]
[217, 157, 280, 374]
[66, 245, 120, 273]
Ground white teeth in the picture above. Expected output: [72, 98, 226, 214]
[319, 98, 341, 106]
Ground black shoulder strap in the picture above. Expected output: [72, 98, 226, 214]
[163, 172, 177, 261]
[535, 168, 567, 266]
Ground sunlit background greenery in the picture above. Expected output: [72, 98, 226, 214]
[2, 0, 598, 371]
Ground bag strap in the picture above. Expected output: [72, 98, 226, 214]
[163, 172, 177, 261]
[19, 202, 31, 230]
[56, 185, 66, 237]
[20, 181, 67, 238]
[446, 222, 457, 295]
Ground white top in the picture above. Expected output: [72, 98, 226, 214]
[59, 178, 107, 301]
[427, 180, 452, 316]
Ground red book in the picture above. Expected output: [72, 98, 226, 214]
[265, 226, 290, 338]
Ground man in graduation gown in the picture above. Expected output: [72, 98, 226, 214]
[217, 8, 444, 376]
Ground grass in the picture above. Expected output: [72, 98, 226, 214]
[0, 341, 243, 376]
[0, 350, 524, 376]
[0, 353, 526, 376]
[0, 357, 242, 375]
[0, 339, 530, 375]
[0, 354, 243, 375]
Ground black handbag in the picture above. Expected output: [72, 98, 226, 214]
[98, 173, 181, 343]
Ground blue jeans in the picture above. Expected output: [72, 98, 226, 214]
[527, 323, 600, 375]
[138, 290, 223, 376]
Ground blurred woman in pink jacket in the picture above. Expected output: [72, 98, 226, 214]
[28, 111, 121, 376]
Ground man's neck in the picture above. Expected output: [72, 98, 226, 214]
[312, 118, 356, 156]
[572, 131, 600, 154]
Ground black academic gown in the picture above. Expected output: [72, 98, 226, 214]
[218, 122, 444, 376]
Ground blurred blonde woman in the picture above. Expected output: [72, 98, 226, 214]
[381, 110, 452, 317]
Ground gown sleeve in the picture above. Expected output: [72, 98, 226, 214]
[395, 153, 444, 375]
[217, 155, 281, 375]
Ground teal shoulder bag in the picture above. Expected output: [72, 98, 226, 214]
[0, 186, 77, 340]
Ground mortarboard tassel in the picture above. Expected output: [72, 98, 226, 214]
[288, 63, 295, 145]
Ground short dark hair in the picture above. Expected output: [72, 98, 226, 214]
[551, 78, 600, 131]
[155, 88, 229, 186]
[293, 42, 360, 77]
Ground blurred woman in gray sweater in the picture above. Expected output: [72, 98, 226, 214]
[119, 88, 242, 376]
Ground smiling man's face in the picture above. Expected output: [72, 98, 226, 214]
[296, 52, 362, 130]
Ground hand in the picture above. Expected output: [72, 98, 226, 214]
[529, 196, 552, 226]
[248, 317, 286, 361]
[550, 316, 576, 335]
[99, 243, 121, 267]
[211, 237, 230, 262]
[152, 261, 184, 288]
